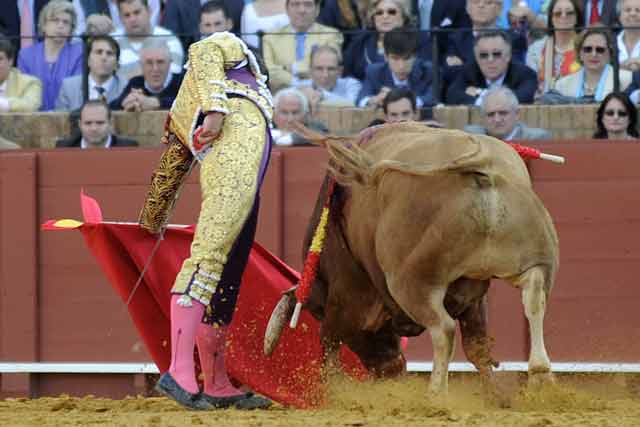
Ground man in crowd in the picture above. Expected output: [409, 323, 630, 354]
[56, 35, 127, 111]
[357, 30, 435, 109]
[464, 86, 551, 140]
[198, 0, 234, 38]
[0, 37, 42, 112]
[110, 39, 182, 111]
[297, 44, 361, 109]
[272, 87, 328, 146]
[56, 100, 138, 148]
[446, 31, 537, 105]
[382, 87, 421, 123]
[262, 0, 343, 92]
[111, 0, 184, 79]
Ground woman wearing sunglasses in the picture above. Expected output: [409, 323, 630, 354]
[342, 0, 428, 80]
[593, 92, 639, 139]
[555, 28, 633, 102]
[526, 0, 582, 95]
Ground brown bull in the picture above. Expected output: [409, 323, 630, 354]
[265, 122, 559, 396]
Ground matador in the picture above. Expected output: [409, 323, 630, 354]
[139, 32, 273, 410]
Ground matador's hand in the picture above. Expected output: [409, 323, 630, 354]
[196, 112, 225, 146]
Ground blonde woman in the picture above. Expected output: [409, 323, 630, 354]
[18, 0, 82, 111]
[555, 28, 633, 102]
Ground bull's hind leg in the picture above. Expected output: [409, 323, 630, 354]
[514, 266, 553, 384]
[388, 277, 456, 394]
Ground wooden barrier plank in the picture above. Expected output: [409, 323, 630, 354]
[0, 152, 39, 396]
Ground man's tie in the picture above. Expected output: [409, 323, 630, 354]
[589, 0, 601, 25]
[95, 86, 106, 102]
[20, 0, 34, 48]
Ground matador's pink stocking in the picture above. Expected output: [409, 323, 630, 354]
[168, 294, 205, 394]
[196, 324, 244, 397]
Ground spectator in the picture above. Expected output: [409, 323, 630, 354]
[343, 0, 429, 81]
[582, 0, 618, 28]
[0, 0, 49, 51]
[382, 87, 420, 123]
[504, 0, 547, 30]
[526, 0, 582, 94]
[318, 0, 367, 50]
[271, 87, 328, 146]
[0, 37, 42, 112]
[617, 0, 640, 73]
[18, 0, 82, 111]
[297, 44, 361, 109]
[199, 0, 234, 38]
[0, 134, 21, 150]
[411, 0, 471, 62]
[110, 38, 182, 111]
[357, 29, 435, 108]
[163, 0, 244, 49]
[593, 92, 639, 139]
[56, 35, 127, 111]
[262, 0, 343, 92]
[111, 0, 184, 80]
[73, 0, 161, 35]
[241, 0, 289, 49]
[555, 28, 632, 102]
[446, 31, 538, 105]
[56, 100, 138, 148]
[464, 86, 552, 140]
[446, 0, 527, 68]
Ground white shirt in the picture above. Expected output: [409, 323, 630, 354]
[89, 75, 115, 100]
[81, 134, 112, 149]
[617, 31, 640, 64]
[0, 80, 9, 111]
[73, 0, 161, 35]
[474, 74, 507, 106]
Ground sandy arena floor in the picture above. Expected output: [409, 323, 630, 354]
[1, 374, 638, 426]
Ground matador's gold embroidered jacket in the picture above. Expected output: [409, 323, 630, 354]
[139, 32, 273, 234]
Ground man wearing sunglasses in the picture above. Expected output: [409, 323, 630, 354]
[464, 86, 551, 140]
[446, 30, 537, 105]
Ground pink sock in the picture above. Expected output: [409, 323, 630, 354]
[168, 294, 205, 394]
[196, 324, 244, 397]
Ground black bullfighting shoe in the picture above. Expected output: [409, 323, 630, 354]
[155, 372, 210, 410]
[199, 392, 273, 410]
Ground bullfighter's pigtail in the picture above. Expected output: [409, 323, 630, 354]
[290, 178, 336, 328]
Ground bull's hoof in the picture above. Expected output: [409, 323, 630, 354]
[264, 293, 295, 356]
[527, 370, 556, 387]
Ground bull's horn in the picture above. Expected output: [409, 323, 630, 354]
[263, 293, 296, 356]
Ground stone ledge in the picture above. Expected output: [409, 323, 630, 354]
[0, 105, 598, 149]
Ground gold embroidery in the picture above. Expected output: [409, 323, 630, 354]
[171, 98, 267, 302]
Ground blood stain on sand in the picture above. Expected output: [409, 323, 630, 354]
[0, 374, 638, 426]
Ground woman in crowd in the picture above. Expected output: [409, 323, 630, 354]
[526, 0, 582, 95]
[555, 28, 633, 102]
[617, 0, 640, 72]
[241, 0, 289, 49]
[593, 92, 639, 139]
[343, 0, 427, 81]
[18, 0, 82, 111]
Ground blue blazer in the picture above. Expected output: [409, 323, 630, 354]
[445, 60, 537, 105]
[343, 31, 432, 81]
[357, 59, 435, 107]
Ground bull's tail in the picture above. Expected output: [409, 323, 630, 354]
[291, 122, 374, 186]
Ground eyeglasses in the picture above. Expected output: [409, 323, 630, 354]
[581, 45, 608, 55]
[48, 16, 73, 26]
[604, 109, 629, 117]
[486, 110, 512, 118]
[477, 51, 504, 61]
[374, 8, 399, 17]
[552, 9, 576, 18]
